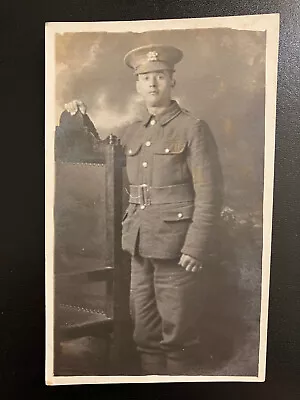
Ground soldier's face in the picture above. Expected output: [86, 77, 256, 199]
[136, 70, 175, 108]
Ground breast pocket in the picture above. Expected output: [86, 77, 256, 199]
[125, 143, 142, 183]
[153, 142, 187, 186]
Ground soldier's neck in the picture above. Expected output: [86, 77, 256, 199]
[147, 100, 172, 116]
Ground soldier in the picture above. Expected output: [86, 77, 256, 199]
[63, 44, 223, 375]
[120, 44, 223, 375]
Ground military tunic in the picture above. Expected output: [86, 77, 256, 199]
[120, 100, 222, 261]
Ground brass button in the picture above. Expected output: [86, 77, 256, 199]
[145, 141, 151, 147]
[177, 213, 183, 218]
[142, 162, 148, 168]
[150, 119, 156, 126]
[165, 148, 170, 153]
[140, 205, 145, 210]
[128, 149, 132, 155]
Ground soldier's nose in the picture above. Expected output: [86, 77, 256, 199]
[149, 77, 157, 86]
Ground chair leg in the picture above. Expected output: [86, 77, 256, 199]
[90, 334, 111, 375]
[103, 335, 111, 374]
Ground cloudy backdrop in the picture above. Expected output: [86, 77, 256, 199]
[55, 28, 265, 217]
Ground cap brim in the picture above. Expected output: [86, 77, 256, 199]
[135, 61, 175, 75]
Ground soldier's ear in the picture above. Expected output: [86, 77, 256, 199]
[171, 78, 176, 88]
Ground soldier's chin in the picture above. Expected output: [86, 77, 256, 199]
[145, 96, 161, 107]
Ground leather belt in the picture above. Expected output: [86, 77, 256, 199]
[128, 183, 194, 206]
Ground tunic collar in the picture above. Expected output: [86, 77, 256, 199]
[142, 100, 182, 127]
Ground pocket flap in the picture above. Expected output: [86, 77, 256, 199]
[154, 141, 187, 155]
[163, 205, 194, 221]
[126, 143, 142, 156]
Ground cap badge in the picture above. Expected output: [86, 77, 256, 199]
[147, 51, 159, 62]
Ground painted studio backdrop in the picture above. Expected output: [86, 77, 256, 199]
[55, 28, 266, 376]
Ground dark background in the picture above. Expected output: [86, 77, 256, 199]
[1, 0, 299, 398]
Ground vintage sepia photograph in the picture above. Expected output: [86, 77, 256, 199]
[45, 14, 279, 384]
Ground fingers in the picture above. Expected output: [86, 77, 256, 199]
[179, 255, 195, 270]
[187, 263, 203, 273]
[64, 100, 87, 115]
[185, 260, 195, 272]
[65, 100, 78, 115]
[179, 254, 190, 269]
[191, 265, 199, 273]
[191, 264, 203, 273]
[70, 100, 79, 115]
[186, 262, 201, 272]
[77, 100, 87, 114]
[178, 254, 203, 273]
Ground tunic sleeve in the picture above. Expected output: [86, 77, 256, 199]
[181, 120, 223, 261]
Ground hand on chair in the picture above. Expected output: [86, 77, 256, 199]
[64, 99, 87, 116]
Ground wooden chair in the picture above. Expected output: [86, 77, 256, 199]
[53, 134, 133, 376]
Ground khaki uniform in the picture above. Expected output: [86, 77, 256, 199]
[120, 100, 222, 261]
[119, 100, 223, 374]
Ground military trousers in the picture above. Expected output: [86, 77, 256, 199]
[130, 254, 203, 375]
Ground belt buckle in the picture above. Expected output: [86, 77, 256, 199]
[139, 184, 150, 207]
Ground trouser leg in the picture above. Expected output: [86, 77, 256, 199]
[153, 258, 202, 375]
[130, 255, 166, 374]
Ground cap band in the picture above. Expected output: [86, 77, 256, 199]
[124, 44, 183, 75]
[135, 61, 174, 75]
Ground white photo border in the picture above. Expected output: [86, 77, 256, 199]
[45, 13, 280, 385]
